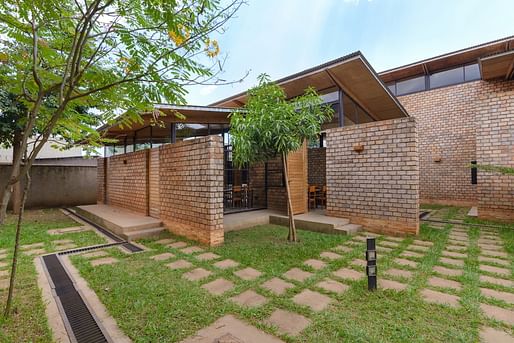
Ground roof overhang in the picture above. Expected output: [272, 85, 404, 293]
[479, 50, 514, 81]
[212, 52, 409, 120]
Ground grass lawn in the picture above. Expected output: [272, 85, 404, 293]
[0, 209, 107, 343]
[70, 212, 514, 343]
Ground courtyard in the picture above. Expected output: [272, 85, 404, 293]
[1, 206, 513, 342]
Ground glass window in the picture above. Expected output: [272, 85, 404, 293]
[175, 123, 209, 141]
[396, 76, 426, 95]
[321, 103, 340, 130]
[464, 63, 480, 81]
[386, 82, 396, 95]
[429, 67, 464, 89]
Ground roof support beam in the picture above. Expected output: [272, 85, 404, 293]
[338, 89, 344, 127]
[505, 57, 514, 80]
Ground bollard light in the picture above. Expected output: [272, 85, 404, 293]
[366, 237, 377, 291]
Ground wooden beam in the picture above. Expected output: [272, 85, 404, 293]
[505, 56, 514, 80]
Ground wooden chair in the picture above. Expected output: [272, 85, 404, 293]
[308, 185, 317, 209]
[317, 185, 327, 208]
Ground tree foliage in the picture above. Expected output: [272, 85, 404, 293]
[474, 164, 514, 176]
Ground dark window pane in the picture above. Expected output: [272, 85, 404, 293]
[321, 103, 340, 130]
[175, 123, 209, 141]
[464, 64, 480, 81]
[429, 67, 464, 89]
[396, 76, 425, 95]
[387, 82, 396, 95]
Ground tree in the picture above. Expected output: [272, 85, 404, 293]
[229, 74, 333, 242]
[0, 0, 243, 317]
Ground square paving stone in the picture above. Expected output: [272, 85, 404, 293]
[384, 236, 403, 242]
[201, 278, 234, 296]
[183, 268, 212, 281]
[213, 259, 239, 269]
[413, 240, 433, 247]
[304, 259, 326, 270]
[332, 267, 363, 281]
[0, 278, 8, 290]
[420, 289, 460, 308]
[479, 275, 514, 288]
[350, 259, 367, 267]
[234, 267, 262, 281]
[81, 250, 109, 259]
[196, 252, 220, 261]
[480, 288, 514, 304]
[479, 327, 514, 343]
[0, 249, 7, 254]
[428, 277, 462, 290]
[55, 243, 77, 251]
[481, 250, 509, 258]
[480, 303, 514, 326]
[479, 238, 501, 245]
[333, 245, 353, 253]
[315, 278, 349, 294]
[261, 277, 294, 295]
[394, 258, 418, 268]
[478, 256, 510, 266]
[385, 268, 413, 279]
[292, 289, 332, 312]
[283, 268, 313, 282]
[24, 249, 46, 256]
[320, 251, 342, 261]
[155, 238, 175, 245]
[231, 290, 268, 308]
[377, 246, 393, 253]
[446, 245, 467, 252]
[53, 239, 74, 244]
[91, 257, 118, 267]
[379, 279, 407, 291]
[150, 252, 175, 261]
[480, 264, 510, 277]
[21, 242, 44, 250]
[401, 251, 424, 259]
[265, 309, 310, 337]
[180, 246, 204, 254]
[408, 245, 430, 252]
[379, 241, 399, 248]
[442, 251, 467, 259]
[479, 243, 503, 251]
[168, 242, 188, 249]
[167, 259, 193, 270]
[0, 261, 8, 269]
[440, 257, 464, 267]
[433, 266, 463, 277]
[0, 270, 9, 278]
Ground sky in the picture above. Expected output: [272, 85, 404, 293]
[185, 0, 514, 105]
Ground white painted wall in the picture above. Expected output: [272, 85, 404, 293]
[0, 138, 82, 164]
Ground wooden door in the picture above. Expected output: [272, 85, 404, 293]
[287, 142, 308, 214]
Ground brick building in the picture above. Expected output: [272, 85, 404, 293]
[96, 36, 514, 245]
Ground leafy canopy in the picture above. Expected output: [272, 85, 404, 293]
[229, 74, 333, 167]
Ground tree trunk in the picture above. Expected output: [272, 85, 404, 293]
[11, 129, 23, 215]
[282, 153, 297, 242]
[4, 168, 31, 318]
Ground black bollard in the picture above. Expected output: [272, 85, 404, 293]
[366, 237, 377, 291]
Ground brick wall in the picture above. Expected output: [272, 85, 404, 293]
[398, 82, 479, 206]
[159, 136, 224, 246]
[249, 162, 267, 208]
[266, 157, 287, 213]
[308, 147, 326, 186]
[105, 150, 148, 214]
[475, 80, 514, 221]
[326, 117, 419, 235]
[97, 158, 105, 203]
[149, 148, 160, 218]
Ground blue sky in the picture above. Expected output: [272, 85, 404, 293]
[185, 0, 514, 105]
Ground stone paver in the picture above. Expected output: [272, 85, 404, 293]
[155, 238, 175, 245]
[150, 252, 175, 261]
[480, 264, 511, 277]
[332, 267, 363, 281]
[481, 250, 509, 258]
[180, 246, 204, 254]
[196, 252, 220, 261]
[428, 276, 462, 290]
[91, 257, 118, 266]
[53, 239, 74, 244]
[261, 278, 295, 295]
[167, 259, 193, 270]
[168, 242, 188, 249]
[401, 251, 424, 259]
[234, 267, 262, 281]
[446, 245, 467, 252]
[421, 289, 460, 308]
[81, 250, 109, 259]
[480, 275, 514, 287]
[442, 251, 467, 259]
[24, 248, 46, 256]
[394, 258, 418, 268]
[478, 256, 510, 266]
[377, 246, 393, 253]
[21, 242, 44, 250]
[379, 279, 407, 291]
[48, 226, 88, 235]
[0, 270, 9, 278]
[0, 261, 7, 269]
[379, 241, 399, 248]
[304, 259, 326, 270]
[231, 290, 268, 308]
[479, 238, 501, 244]
[265, 309, 310, 337]
[433, 266, 463, 277]
[0, 253, 7, 260]
[479, 327, 514, 343]
[449, 236, 468, 243]
[283, 268, 313, 282]
[315, 278, 349, 294]
[481, 288, 514, 304]
[201, 278, 234, 296]
[292, 289, 332, 312]
[0, 278, 8, 290]
[55, 243, 77, 250]
[479, 244, 503, 251]
[408, 245, 430, 252]
[480, 303, 514, 326]
[320, 251, 342, 261]
[333, 245, 353, 253]
[413, 240, 433, 247]
[213, 259, 239, 269]
[183, 268, 212, 281]
[440, 257, 464, 267]
[385, 268, 413, 279]
[350, 259, 367, 267]
[0, 249, 7, 254]
[384, 236, 403, 242]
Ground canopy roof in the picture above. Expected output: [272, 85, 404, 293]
[480, 50, 514, 80]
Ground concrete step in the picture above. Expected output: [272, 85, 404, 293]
[269, 214, 357, 235]
[336, 223, 362, 235]
[123, 227, 165, 241]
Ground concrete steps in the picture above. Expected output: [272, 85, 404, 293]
[269, 213, 361, 235]
[123, 227, 165, 241]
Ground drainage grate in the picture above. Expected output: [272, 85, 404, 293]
[121, 242, 144, 253]
[42, 254, 110, 343]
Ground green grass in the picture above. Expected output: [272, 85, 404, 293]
[0, 209, 107, 343]
[70, 216, 514, 343]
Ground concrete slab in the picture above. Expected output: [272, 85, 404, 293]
[401, 251, 424, 259]
[377, 246, 393, 253]
[480, 303, 514, 326]
[264, 309, 311, 337]
[24, 249, 46, 256]
[421, 289, 460, 308]
[467, 207, 478, 217]
[320, 251, 342, 261]
[333, 245, 354, 253]
[230, 290, 268, 308]
[385, 268, 413, 279]
[91, 257, 118, 266]
[379, 279, 407, 291]
[480, 288, 514, 304]
[379, 241, 399, 248]
[408, 245, 430, 252]
[0, 248, 7, 254]
[181, 314, 284, 343]
[196, 252, 220, 261]
[80, 250, 109, 259]
[0, 270, 9, 278]
[433, 266, 463, 277]
[261, 278, 295, 295]
[213, 259, 239, 269]
[479, 243, 503, 251]
[292, 289, 332, 312]
[224, 210, 276, 232]
[394, 258, 418, 268]
[167, 259, 193, 270]
[413, 240, 433, 247]
[478, 256, 510, 266]
[479, 275, 514, 287]
[21, 242, 44, 250]
[304, 259, 327, 270]
[428, 277, 462, 290]
[479, 327, 514, 343]
[150, 252, 175, 261]
[481, 250, 509, 259]
[155, 238, 175, 245]
[180, 246, 204, 254]
[282, 268, 313, 282]
[442, 251, 467, 259]
[269, 210, 360, 235]
[183, 268, 212, 281]
[0, 261, 7, 269]
[168, 242, 188, 249]
[315, 278, 349, 294]
[480, 265, 510, 277]
[332, 267, 363, 281]
[439, 257, 464, 267]
[446, 245, 467, 252]
[350, 259, 367, 268]
[201, 278, 234, 296]
[234, 267, 262, 281]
